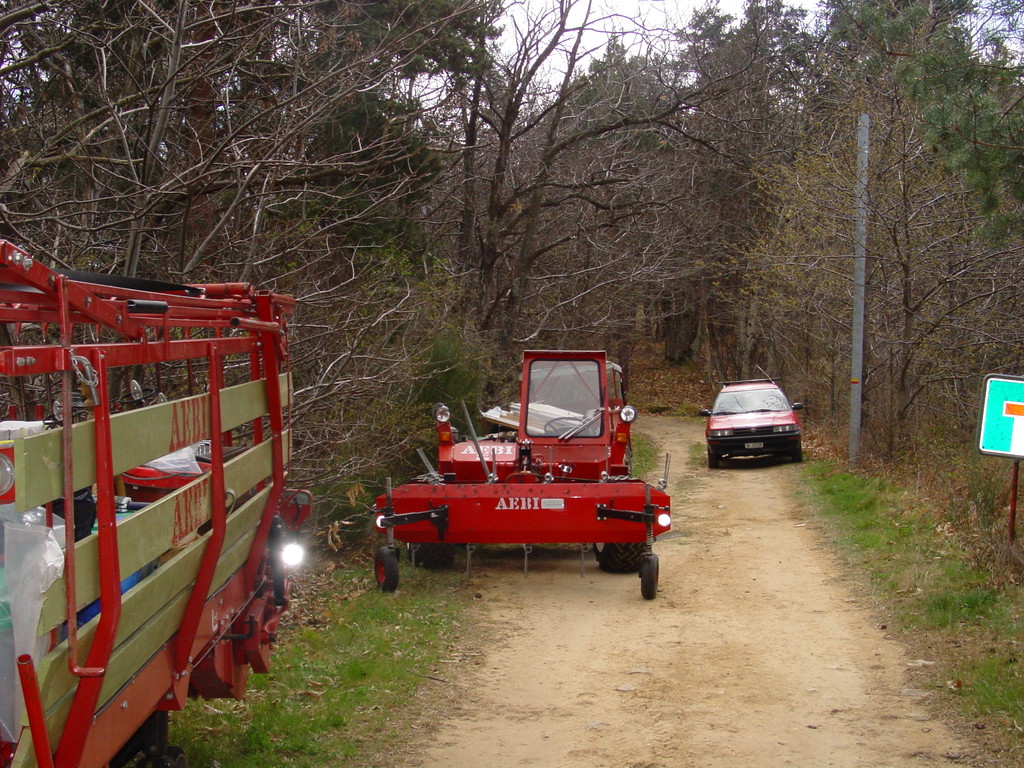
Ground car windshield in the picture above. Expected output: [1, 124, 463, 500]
[712, 388, 790, 415]
[524, 359, 603, 438]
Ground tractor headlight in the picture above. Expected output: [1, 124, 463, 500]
[432, 403, 451, 423]
[281, 542, 305, 568]
[657, 512, 671, 528]
[0, 448, 14, 499]
[620, 405, 637, 423]
[375, 514, 387, 530]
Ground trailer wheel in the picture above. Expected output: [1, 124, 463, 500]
[639, 554, 659, 600]
[594, 542, 645, 573]
[160, 747, 187, 768]
[375, 546, 400, 592]
[411, 542, 456, 570]
[138, 746, 186, 768]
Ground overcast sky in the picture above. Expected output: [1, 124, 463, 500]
[584, 0, 824, 35]
[522, 0, 827, 47]
[498, 0, 826, 76]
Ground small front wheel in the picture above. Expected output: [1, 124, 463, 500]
[375, 546, 400, 592]
[639, 553, 659, 600]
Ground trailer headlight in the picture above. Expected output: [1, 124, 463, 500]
[657, 513, 671, 528]
[281, 542, 305, 568]
[0, 446, 14, 500]
[432, 403, 451, 423]
[619, 405, 637, 423]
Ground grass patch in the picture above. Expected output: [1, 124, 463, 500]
[632, 432, 659, 478]
[960, 653, 1024, 729]
[801, 462, 993, 627]
[800, 462, 1024, 744]
[170, 563, 470, 767]
[688, 439, 706, 467]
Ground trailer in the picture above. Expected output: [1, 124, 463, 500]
[373, 350, 671, 599]
[0, 240, 311, 768]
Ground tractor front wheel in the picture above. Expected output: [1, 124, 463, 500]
[594, 542, 645, 573]
[639, 554, 659, 600]
[375, 546, 400, 592]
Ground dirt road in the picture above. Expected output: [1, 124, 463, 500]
[397, 416, 984, 768]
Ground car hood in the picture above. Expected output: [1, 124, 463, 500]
[709, 411, 799, 430]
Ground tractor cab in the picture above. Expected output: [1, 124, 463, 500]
[475, 351, 635, 481]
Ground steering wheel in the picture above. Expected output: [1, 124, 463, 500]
[116, 379, 157, 409]
[542, 416, 582, 436]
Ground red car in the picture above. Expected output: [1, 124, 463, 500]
[699, 379, 804, 468]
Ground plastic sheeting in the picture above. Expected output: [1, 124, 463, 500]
[0, 523, 64, 744]
[145, 444, 201, 475]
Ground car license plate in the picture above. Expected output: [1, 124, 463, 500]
[744, 441, 764, 449]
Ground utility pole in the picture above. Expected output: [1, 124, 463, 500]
[849, 113, 870, 464]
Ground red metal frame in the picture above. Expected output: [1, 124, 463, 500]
[14, 657, 53, 768]
[0, 240, 311, 768]
[382, 481, 670, 544]
[173, 344, 227, 677]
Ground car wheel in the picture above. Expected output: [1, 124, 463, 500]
[707, 448, 720, 469]
[791, 445, 803, 463]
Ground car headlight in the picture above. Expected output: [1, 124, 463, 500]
[773, 424, 799, 433]
[709, 429, 733, 437]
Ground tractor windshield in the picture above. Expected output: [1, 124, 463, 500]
[524, 358, 603, 438]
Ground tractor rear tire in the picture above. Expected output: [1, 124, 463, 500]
[411, 542, 456, 570]
[594, 542, 645, 573]
[375, 546, 400, 592]
[639, 553, 659, 600]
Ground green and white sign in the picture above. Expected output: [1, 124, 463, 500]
[978, 374, 1024, 458]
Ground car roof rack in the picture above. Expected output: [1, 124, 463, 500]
[719, 377, 778, 386]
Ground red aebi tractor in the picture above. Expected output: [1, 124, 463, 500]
[373, 350, 671, 599]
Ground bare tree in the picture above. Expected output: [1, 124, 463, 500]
[422, 0, 768, 376]
[0, 0, 497, 510]
[758, 69, 1024, 457]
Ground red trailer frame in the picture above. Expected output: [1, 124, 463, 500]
[0, 241, 310, 768]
